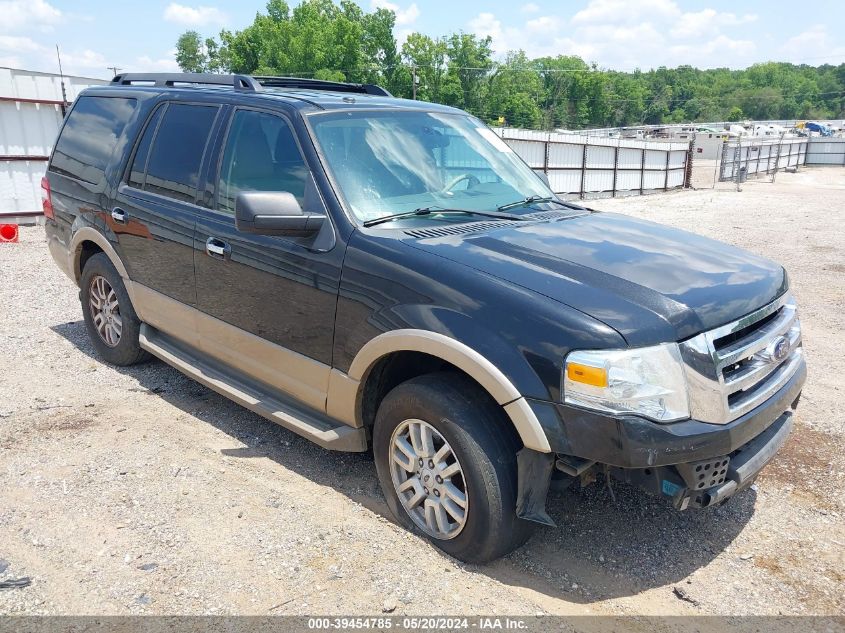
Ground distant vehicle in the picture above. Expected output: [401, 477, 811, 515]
[753, 124, 787, 137]
[805, 121, 833, 137]
[728, 124, 749, 137]
[43, 73, 806, 563]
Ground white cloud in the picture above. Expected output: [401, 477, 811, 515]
[59, 49, 108, 70]
[521, 2, 540, 13]
[669, 35, 756, 66]
[132, 53, 181, 73]
[670, 9, 757, 40]
[0, 35, 42, 52]
[469, 12, 502, 39]
[163, 3, 227, 27]
[780, 24, 845, 64]
[571, 0, 679, 25]
[0, 0, 62, 33]
[370, 0, 420, 26]
[468, 0, 774, 69]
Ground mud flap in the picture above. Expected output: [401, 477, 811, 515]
[515, 448, 556, 527]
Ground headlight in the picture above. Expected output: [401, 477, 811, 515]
[563, 343, 690, 422]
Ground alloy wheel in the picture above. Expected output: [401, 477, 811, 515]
[89, 275, 122, 348]
[388, 418, 469, 539]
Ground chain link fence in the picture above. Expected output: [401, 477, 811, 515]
[717, 137, 807, 182]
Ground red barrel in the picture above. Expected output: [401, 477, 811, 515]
[0, 224, 19, 243]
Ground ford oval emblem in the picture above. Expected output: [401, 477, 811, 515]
[766, 336, 790, 363]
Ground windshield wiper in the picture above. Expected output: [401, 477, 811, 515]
[496, 195, 582, 212]
[362, 206, 530, 228]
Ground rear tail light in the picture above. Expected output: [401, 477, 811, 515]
[41, 176, 54, 219]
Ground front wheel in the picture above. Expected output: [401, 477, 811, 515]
[373, 373, 535, 563]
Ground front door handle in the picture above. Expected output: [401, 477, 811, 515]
[111, 207, 127, 224]
[206, 237, 230, 260]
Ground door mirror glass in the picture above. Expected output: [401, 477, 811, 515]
[235, 191, 325, 237]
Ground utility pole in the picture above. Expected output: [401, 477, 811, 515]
[107, 66, 122, 78]
[412, 65, 417, 100]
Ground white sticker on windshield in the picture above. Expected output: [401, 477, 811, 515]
[476, 127, 514, 153]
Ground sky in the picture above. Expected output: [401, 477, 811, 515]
[1, 0, 844, 79]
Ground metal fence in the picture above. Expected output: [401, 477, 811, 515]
[718, 137, 807, 182]
[806, 138, 845, 165]
[496, 127, 692, 198]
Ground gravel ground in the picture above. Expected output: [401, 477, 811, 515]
[0, 167, 843, 616]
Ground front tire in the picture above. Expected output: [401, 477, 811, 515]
[373, 373, 535, 563]
[80, 253, 149, 366]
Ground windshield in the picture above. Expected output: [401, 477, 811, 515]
[309, 110, 554, 224]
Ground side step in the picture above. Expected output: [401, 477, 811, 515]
[139, 324, 368, 452]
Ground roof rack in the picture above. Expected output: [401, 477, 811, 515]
[110, 73, 391, 96]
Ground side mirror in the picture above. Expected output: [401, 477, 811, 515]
[235, 191, 325, 237]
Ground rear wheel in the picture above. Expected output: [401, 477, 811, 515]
[80, 253, 149, 366]
[373, 372, 535, 563]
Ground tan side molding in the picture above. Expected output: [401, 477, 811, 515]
[338, 329, 552, 453]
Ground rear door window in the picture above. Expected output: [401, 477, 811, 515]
[50, 96, 138, 185]
[141, 103, 218, 203]
[127, 105, 165, 189]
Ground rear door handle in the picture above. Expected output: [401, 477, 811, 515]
[206, 237, 230, 260]
[111, 207, 127, 224]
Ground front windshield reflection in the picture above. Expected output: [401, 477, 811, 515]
[310, 110, 552, 224]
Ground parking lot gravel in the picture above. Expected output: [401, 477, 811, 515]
[0, 167, 843, 616]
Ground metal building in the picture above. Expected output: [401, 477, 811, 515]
[0, 67, 107, 223]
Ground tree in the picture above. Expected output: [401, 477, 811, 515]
[175, 31, 208, 73]
[402, 33, 448, 101]
[728, 106, 744, 121]
[174, 1, 845, 130]
[486, 51, 543, 128]
[445, 33, 493, 112]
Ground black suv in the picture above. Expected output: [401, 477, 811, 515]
[43, 73, 806, 563]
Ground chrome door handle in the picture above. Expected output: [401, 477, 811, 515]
[111, 207, 127, 224]
[206, 237, 229, 259]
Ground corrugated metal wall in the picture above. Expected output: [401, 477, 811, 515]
[806, 138, 845, 165]
[0, 67, 107, 219]
[496, 127, 691, 197]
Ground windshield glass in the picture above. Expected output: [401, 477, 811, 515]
[309, 110, 553, 224]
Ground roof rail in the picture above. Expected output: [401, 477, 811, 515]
[110, 72, 391, 96]
[252, 76, 391, 97]
[110, 73, 260, 91]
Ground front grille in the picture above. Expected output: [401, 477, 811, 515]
[680, 294, 803, 424]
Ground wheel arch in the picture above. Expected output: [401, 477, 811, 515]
[69, 227, 129, 284]
[330, 330, 552, 453]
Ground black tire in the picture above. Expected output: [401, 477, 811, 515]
[80, 253, 149, 366]
[373, 372, 536, 563]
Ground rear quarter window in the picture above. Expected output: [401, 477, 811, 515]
[50, 95, 137, 185]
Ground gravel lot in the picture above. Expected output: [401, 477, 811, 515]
[1, 167, 843, 617]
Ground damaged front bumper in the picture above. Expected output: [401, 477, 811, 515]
[515, 356, 805, 524]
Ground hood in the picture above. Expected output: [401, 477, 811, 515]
[404, 211, 787, 346]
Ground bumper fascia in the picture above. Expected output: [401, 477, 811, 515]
[527, 357, 806, 469]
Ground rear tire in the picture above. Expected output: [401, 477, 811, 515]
[80, 253, 149, 366]
[373, 372, 535, 563]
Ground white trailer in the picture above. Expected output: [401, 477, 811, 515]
[1, 67, 107, 224]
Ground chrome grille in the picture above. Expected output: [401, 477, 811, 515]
[680, 294, 803, 424]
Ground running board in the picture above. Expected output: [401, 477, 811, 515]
[138, 324, 368, 452]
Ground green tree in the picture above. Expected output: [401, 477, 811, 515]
[445, 33, 493, 112]
[175, 31, 208, 73]
[175, 1, 845, 130]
